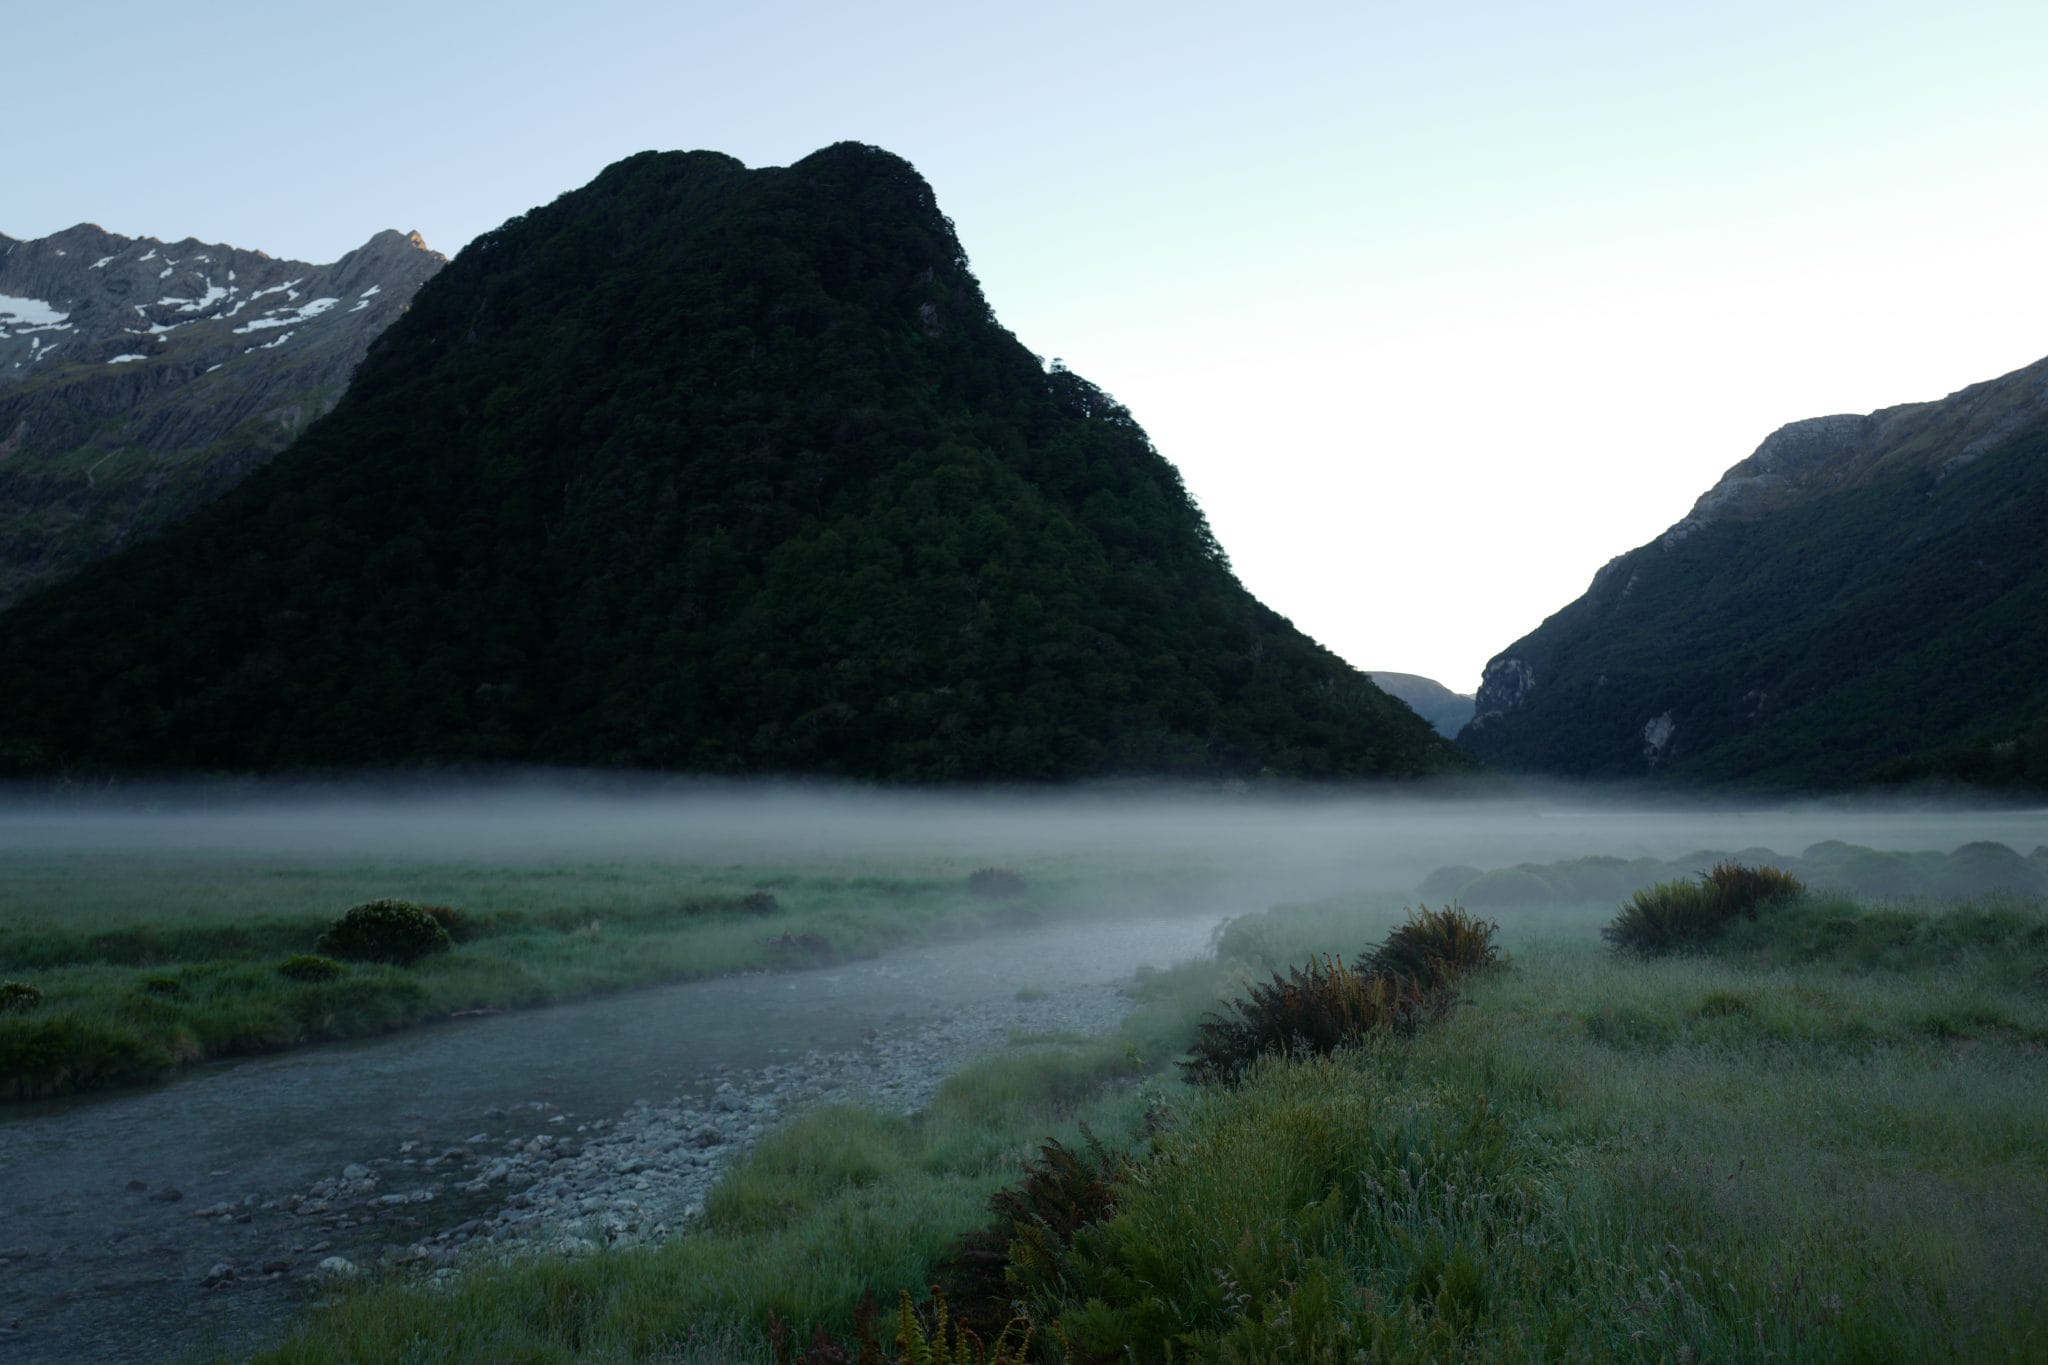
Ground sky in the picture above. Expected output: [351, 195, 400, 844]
[8, 0, 2047, 693]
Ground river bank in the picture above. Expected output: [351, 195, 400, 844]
[0, 910, 1222, 1364]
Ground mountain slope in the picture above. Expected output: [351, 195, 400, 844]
[0, 144, 1464, 782]
[0, 224, 444, 608]
[1460, 355, 2048, 789]
[1367, 672, 1474, 738]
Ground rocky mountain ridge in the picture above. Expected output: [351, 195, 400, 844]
[0, 223, 444, 607]
[1462, 353, 2048, 789]
[1658, 354, 2048, 540]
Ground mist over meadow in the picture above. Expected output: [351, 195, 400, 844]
[5, 774, 2038, 893]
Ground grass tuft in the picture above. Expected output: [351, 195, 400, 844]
[1368, 902, 1502, 988]
[1603, 862, 1805, 955]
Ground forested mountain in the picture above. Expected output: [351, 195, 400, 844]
[0, 144, 1464, 782]
[1367, 672, 1474, 738]
[0, 224, 443, 609]
[1460, 354, 2048, 789]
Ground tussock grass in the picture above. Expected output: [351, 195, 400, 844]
[1602, 861, 1805, 956]
[261, 885, 2048, 1361]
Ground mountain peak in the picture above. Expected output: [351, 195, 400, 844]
[0, 219, 445, 609]
[0, 145, 1462, 783]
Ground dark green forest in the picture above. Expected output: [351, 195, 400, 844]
[1459, 414, 2048, 790]
[0, 144, 1462, 782]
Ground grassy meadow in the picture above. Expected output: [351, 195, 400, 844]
[254, 881, 2048, 1363]
[0, 846, 1188, 1101]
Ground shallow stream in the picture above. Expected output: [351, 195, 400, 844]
[0, 909, 1225, 1364]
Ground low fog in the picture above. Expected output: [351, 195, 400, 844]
[4, 775, 2040, 908]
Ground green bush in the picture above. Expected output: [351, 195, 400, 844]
[1368, 903, 1501, 989]
[1935, 842, 2045, 900]
[739, 889, 780, 915]
[314, 900, 452, 966]
[1704, 860, 1806, 916]
[1, 980, 44, 1014]
[1183, 956, 1447, 1086]
[1604, 862, 1805, 956]
[935, 1133, 1128, 1341]
[278, 954, 346, 983]
[417, 903, 473, 942]
[139, 975, 184, 998]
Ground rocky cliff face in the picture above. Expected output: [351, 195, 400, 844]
[0, 224, 444, 607]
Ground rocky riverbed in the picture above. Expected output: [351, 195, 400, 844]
[240, 981, 1137, 1286]
[1, 911, 1218, 1364]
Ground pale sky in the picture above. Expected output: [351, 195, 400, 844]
[8, 1, 2046, 693]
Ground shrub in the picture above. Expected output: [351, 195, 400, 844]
[967, 867, 1025, 899]
[278, 954, 345, 983]
[1368, 903, 1500, 989]
[1183, 957, 1447, 1086]
[1, 980, 44, 1014]
[0, 1013, 169, 1099]
[937, 1133, 1127, 1341]
[140, 975, 184, 998]
[418, 904, 472, 942]
[1602, 878, 1730, 955]
[314, 900, 452, 966]
[1602, 862, 1804, 956]
[1704, 861, 1806, 917]
[1935, 842, 2045, 900]
[739, 889, 780, 915]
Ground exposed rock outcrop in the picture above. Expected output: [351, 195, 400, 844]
[0, 224, 444, 607]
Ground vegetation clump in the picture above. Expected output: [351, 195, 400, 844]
[1187, 903, 1504, 1085]
[0, 980, 43, 1014]
[739, 890, 780, 915]
[139, 974, 184, 998]
[314, 899, 453, 966]
[1603, 861, 1804, 955]
[1183, 956, 1445, 1086]
[1367, 902, 1501, 988]
[417, 903, 472, 941]
[277, 954, 345, 983]
[771, 1287, 1031, 1365]
[935, 1133, 1128, 1341]
[967, 867, 1025, 899]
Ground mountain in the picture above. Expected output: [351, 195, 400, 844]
[1460, 354, 2048, 789]
[0, 144, 1467, 783]
[1367, 672, 1474, 738]
[0, 224, 444, 609]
